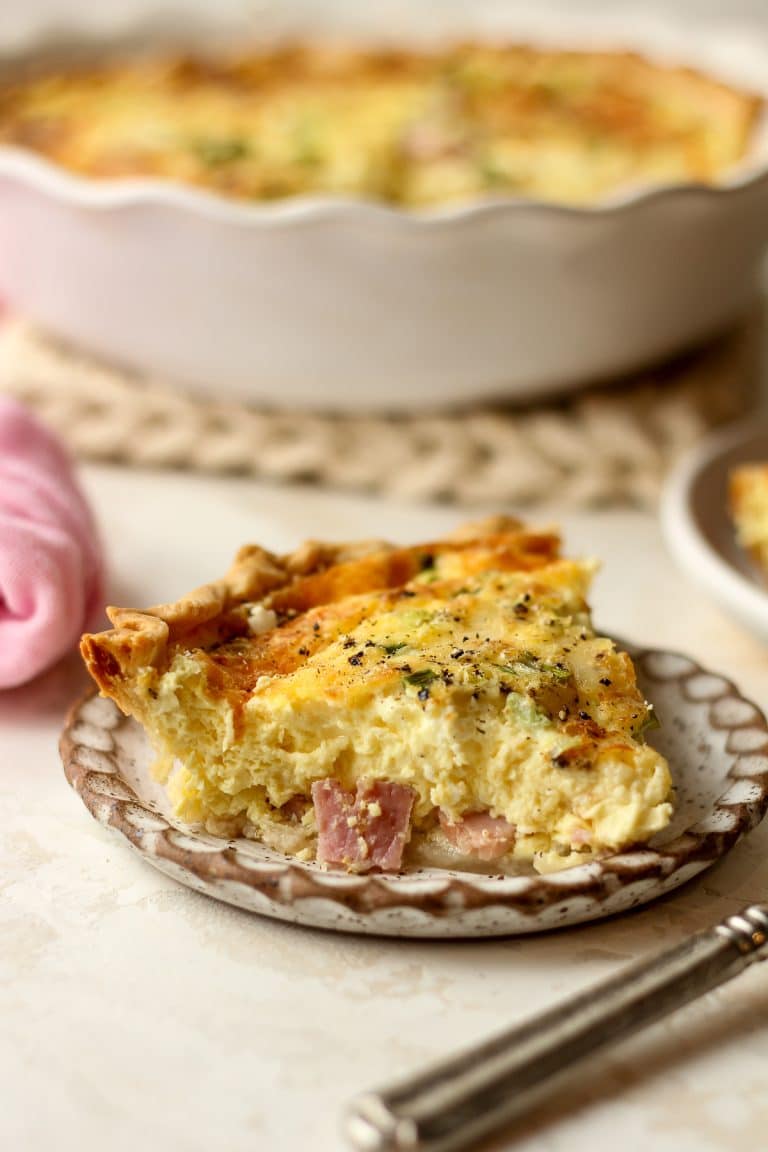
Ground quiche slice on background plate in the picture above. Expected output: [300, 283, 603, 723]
[662, 420, 768, 640]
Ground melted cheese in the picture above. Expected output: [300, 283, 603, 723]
[0, 42, 759, 206]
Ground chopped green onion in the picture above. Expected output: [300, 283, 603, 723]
[191, 137, 251, 166]
[404, 669, 438, 688]
[494, 658, 571, 682]
[637, 708, 661, 737]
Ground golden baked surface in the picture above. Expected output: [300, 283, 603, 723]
[0, 42, 760, 206]
[80, 518, 673, 874]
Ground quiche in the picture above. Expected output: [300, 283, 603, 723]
[0, 41, 760, 207]
[729, 464, 768, 576]
[80, 518, 673, 874]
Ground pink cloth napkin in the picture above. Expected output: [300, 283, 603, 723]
[0, 397, 104, 688]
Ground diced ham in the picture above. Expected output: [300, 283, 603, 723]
[312, 779, 416, 872]
[439, 810, 516, 861]
[401, 121, 463, 161]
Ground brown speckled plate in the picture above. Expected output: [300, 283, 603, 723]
[60, 648, 768, 937]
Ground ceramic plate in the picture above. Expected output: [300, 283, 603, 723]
[60, 647, 768, 938]
[662, 420, 768, 638]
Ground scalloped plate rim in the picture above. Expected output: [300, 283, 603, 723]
[59, 645, 768, 937]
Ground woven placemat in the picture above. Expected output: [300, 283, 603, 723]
[0, 315, 762, 509]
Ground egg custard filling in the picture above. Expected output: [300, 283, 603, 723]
[0, 43, 760, 207]
[80, 518, 673, 874]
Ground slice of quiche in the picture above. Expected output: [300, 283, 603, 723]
[80, 517, 672, 874]
[729, 464, 768, 577]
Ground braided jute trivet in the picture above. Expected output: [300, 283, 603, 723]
[0, 314, 762, 509]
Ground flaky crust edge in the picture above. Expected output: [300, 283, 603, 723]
[80, 515, 532, 702]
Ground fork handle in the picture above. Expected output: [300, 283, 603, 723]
[345, 905, 768, 1152]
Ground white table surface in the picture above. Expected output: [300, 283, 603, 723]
[2, 463, 768, 1152]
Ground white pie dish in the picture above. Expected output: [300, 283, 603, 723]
[3, 7, 768, 412]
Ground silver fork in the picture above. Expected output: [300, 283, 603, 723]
[345, 905, 768, 1152]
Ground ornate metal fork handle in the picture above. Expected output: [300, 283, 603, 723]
[345, 905, 768, 1152]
